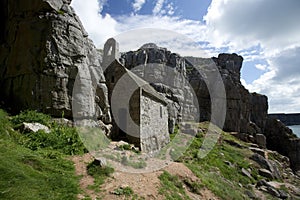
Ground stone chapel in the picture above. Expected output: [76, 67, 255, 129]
[102, 38, 170, 152]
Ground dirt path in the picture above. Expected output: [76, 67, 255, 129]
[72, 153, 219, 200]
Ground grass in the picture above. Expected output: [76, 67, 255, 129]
[102, 150, 146, 169]
[0, 109, 87, 199]
[179, 122, 262, 200]
[112, 186, 144, 200]
[0, 134, 79, 199]
[183, 178, 204, 194]
[86, 161, 114, 191]
[121, 156, 147, 169]
[0, 109, 292, 199]
[118, 143, 141, 154]
[158, 171, 191, 200]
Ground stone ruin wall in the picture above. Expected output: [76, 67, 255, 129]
[140, 92, 169, 152]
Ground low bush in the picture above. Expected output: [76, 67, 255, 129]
[11, 110, 51, 127]
[113, 186, 134, 196]
[6, 110, 87, 155]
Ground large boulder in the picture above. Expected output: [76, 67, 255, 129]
[0, 0, 110, 122]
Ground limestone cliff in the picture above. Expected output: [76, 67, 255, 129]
[265, 118, 300, 172]
[0, 0, 110, 122]
[186, 54, 268, 134]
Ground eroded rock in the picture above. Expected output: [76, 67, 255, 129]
[0, 0, 110, 123]
[265, 118, 300, 172]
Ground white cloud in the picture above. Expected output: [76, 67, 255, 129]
[255, 64, 267, 71]
[114, 15, 207, 56]
[204, 0, 300, 54]
[166, 3, 175, 15]
[153, 0, 165, 15]
[71, 0, 207, 55]
[244, 47, 300, 112]
[71, 0, 300, 112]
[132, 0, 146, 13]
[205, 0, 300, 113]
[71, 0, 118, 47]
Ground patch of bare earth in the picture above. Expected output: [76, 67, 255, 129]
[71, 153, 97, 199]
[72, 153, 219, 200]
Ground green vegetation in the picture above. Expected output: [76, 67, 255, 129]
[112, 186, 143, 199]
[158, 171, 191, 200]
[179, 122, 261, 200]
[9, 110, 87, 155]
[183, 178, 204, 194]
[121, 156, 147, 169]
[113, 186, 134, 196]
[78, 126, 110, 152]
[57, 9, 65, 15]
[11, 110, 52, 127]
[0, 109, 293, 199]
[86, 161, 114, 191]
[119, 143, 132, 150]
[169, 124, 179, 140]
[118, 143, 140, 154]
[0, 109, 80, 200]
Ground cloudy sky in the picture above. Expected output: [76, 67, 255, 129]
[71, 0, 300, 113]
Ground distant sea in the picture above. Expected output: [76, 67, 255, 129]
[288, 125, 300, 138]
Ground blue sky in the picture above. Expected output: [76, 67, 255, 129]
[101, 0, 212, 21]
[71, 0, 300, 113]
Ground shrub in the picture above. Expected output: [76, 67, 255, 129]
[9, 110, 86, 155]
[113, 186, 134, 196]
[11, 110, 51, 128]
[87, 161, 114, 177]
[20, 123, 87, 155]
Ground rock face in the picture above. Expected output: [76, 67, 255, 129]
[0, 0, 110, 122]
[186, 54, 268, 134]
[250, 93, 268, 131]
[265, 118, 300, 172]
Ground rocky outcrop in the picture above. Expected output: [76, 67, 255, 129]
[186, 54, 268, 134]
[186, 54, 299, 172]
[0, 0, 110, 122]
[250, 93, 268, 131]
[265, 118, 300, 173]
